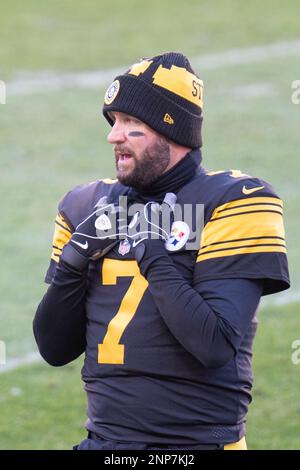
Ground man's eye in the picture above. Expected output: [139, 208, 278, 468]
[131, 118, 141, 125]
[124, 116, 141, 125]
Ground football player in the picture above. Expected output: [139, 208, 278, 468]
[33, 52, 290, 450]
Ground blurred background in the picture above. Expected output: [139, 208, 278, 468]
[0, 0, 299, 449]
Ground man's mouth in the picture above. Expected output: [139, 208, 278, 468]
[118, 153, 132, 162]
[115, 148, 134, 164]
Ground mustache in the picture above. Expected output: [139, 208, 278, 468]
[114, 145, 135, 162]
[114, 145, 134, 154]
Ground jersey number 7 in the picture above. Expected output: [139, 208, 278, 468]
[98, 259, 148, 364]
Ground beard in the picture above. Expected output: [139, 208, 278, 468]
[115, 137, 170, 190]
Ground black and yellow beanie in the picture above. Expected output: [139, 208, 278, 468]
[102, 52, 203, 148]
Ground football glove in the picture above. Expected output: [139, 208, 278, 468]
[61, 196, 127, 269]
[127, 192, 177, 263]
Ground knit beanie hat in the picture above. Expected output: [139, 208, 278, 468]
[103, 52, 203, 148]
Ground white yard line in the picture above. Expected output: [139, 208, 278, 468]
[261, 291, 300, 307]
[0, 352, 42, 373]
[191, 39, 300, 69]
[6, 39, 300, 96]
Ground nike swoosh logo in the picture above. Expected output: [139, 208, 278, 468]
[72, 240, 88, 250]
[242, 185, 265, 195]
[132, 238, 142, 248]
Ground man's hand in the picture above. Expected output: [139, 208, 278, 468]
[61, 197, 127, 269]
[127, 193, 177, 263]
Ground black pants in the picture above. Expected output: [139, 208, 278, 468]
[74, 432, 223, 450]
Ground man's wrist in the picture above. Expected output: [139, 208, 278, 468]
[60, 243, 90, 271]
[134, 239, 167, 277]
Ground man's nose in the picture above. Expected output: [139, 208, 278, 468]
[107, 122, 126, 144]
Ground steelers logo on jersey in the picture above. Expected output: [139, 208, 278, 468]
[104, 80, 120, 105]
[165, 221, 190, 252]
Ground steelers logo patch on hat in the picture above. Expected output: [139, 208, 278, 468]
[104, 80, 120, 105]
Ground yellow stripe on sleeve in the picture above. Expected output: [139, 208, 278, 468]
[197, 244, 286, 262]
[212, 196, 283, 219]
[197, 198, 286, 263]
[51, 253, 59, 263]
[55, 214, 72, 233]
[51, 214, 72, 262]
[200, 236, 286, 254]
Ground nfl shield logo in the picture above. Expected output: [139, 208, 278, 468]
[118, 239, 131, 256]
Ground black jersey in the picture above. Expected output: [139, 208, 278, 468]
[45, 158, 289, 445]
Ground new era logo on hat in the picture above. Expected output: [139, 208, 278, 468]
[164, 113, 174, 125]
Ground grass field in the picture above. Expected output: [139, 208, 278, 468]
[1, 0, 300, 449]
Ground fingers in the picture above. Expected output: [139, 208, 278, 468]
[162, 192, 177, 211]
[76, 195, 176, 246]
[94, 196, 109, 208]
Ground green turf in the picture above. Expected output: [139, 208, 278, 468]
[0, 360, 86, 450]
[1, 0, 300, 79]
[0, 0, 299, 451]
[247, 302, 300, 449]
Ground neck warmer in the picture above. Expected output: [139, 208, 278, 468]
[127, 148, 202, 203]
